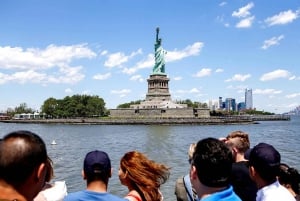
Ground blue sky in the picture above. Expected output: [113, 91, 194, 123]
[0, 1, 299, 114]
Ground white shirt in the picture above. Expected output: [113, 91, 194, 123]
[256, 180, 296, 201]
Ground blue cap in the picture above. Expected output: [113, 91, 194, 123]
[83, 150, 111, 175]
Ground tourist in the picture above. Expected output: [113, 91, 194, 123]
[118, 150, 170, 201]
[34, 156, 67, 201]
[225, 131, 257, 201]
[245, 142, 296, 201]
[64, 150, 127, 201]
[0, 130, 49, 201]
[278, 163, 300, 201]
[189, 137, 241, 201]
[174, 143, 197, 201]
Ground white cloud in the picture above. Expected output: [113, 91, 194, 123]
[236, 16, 255, 28]
[165, 42, 204, 62]
[100, 50, 108, 56]
[174, 88, 201, 94]
[104, 49, 142, 68]
[189, 88, 200, 93]
[122, 42, 204, 75]
[111, 89, 131, 97]
[215, 68, 224, 73]
[1, 44, 96, 70]
[0, 44, 94, 85]
[173, 76, 182, 81]
[261, 35, 284, 50]
[193, 68, 212, 77]
[260, 69, 291, 81]
[285, 93, 300, 99]
[122, 54, 154, 75]
[225, 74, 251, 82]
[93, 72, 111, 80]
[253, 88, 282, 95]
[130, 75, 144, 82]
[219, 2, 227, 7]
[232, 2, 254, 18]
[65, 88, 73, 93]
[265, 9, 300, 26]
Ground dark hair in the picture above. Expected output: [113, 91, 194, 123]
[0, 130, 48, 186]
[278, 163, 300, 194]
[193, 137, 232, 187]
[85, 163, 110, 184]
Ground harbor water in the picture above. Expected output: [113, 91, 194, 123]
[1, 116, 300, 201]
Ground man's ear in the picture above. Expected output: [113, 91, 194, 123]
[36, 162, 47, 182]
[249, 166, 256, 178]
[190, 165, 197, 180]
[82, 170, 87, 180]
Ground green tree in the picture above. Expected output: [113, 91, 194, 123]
[117, 100, 142, 108]
[41, 95, 106, 118]
[14, 103, 34, 114]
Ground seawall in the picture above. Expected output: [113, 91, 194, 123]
[0, 115, 291, 125]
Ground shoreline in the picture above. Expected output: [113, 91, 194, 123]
[0, 115, 290, 125]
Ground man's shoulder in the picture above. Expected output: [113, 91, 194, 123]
[64, 191, 85, 201]
[64, 190, 127, 201]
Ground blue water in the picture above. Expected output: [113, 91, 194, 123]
[1, 116, 300, 201]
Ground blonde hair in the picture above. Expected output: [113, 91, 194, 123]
[226, 130, 250, 153]
[188, 143, 196, 160]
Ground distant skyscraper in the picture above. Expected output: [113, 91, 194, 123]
[225, 98, 236, 112]
[219, 97, 223, 109]
[245, 88, 253, 109]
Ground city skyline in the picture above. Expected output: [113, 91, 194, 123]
[0, 1, 300, 114]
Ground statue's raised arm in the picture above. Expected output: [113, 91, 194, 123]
[152, 27, 166, 75]
[156, 27, 159, 43]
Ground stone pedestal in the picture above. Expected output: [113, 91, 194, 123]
[146, 74, 171, 102]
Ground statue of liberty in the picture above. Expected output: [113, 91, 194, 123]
[152, 27, 166, 74]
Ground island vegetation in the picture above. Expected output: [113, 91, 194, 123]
[2, 96, 276, 119]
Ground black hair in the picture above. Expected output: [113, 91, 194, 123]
[193, 137, 232, 187]
[0, 130, 48, 186]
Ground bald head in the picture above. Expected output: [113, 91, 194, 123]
[0, 130, 48, 186]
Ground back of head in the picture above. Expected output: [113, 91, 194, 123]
[193, 137, 232, 188]
[83, 150, 111, 184]
[226, 130, 250, 153]
[245, 142, 280, 182]
[278, 163, 300, 194]
[0, 130, 48, 186]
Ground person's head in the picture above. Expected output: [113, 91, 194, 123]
[245, 142, 281, 185]
[0, 130, 48, 200]
[190, 137, 232, 189]
[119, 151, 170, 201]
[278, 163, 300, 195]
[82, 150, 111, 185]
[225, 131, 250, 161]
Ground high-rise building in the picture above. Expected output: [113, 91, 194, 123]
[219, 97, 223, 109]
[245, 88, 253, 109]
[225, 98, 236, 112]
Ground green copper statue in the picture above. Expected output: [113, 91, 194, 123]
[152, 27, 166, 74]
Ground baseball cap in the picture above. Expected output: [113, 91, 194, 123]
[245, 142, 280, 169]
[83, 150, 111, 175]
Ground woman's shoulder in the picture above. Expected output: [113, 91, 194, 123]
[125, 190, 143, 201]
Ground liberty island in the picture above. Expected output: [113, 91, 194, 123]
[110, 28, 211, 118]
